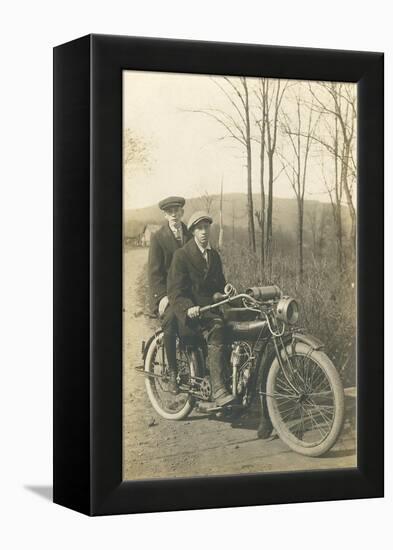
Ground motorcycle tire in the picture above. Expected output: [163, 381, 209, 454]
[266, 342, 345, 457]
[144, 332, 198, 420]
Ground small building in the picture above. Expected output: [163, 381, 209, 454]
[124, 220, 145, 247]
[124, 235, 139, 247]
[140, 224, 160, 247]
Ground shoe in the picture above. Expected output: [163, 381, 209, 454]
[215, 388, 236, 407]
[257, 416, 273, 439]
[168, 371, 179, 395]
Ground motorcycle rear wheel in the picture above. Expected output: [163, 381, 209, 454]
[144, 332, 197, 420]
[266, 342, 345, 457]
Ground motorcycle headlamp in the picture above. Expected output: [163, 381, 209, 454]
[276, 297, 299, 325]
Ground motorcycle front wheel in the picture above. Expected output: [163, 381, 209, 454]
[266, 342, 345, 457]
[144, 332, 198, 420]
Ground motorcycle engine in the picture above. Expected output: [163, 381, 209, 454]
[231, 342, 253, 405]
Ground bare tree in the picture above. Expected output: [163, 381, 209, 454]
[230, 199, 247, 242]
[307, 202, 328, 260]
[254, 79, 267, 270]
[189, 77, 256, 252]
[255, 79, 288, 278]
[241, 77, 256, 253]
[123, 128, 152, 208]
[279, 87, 319, 281]
[218, 177, 224, 250]
[316, 205, 329, 258]
[321, 136, 345, 272]
[197, 188, 215, 214]
[123, 128, 150, 174]
[308, 82, 357, 255]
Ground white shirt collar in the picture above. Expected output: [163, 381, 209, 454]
[169, 223, 183, 242]
[169, 221, 182, 232]
[194, 237, 211, 255]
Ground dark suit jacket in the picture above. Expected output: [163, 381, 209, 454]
[148, 222, 191, 312]
[167, 238, 226, 328]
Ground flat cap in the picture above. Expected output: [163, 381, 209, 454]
[187, 210, 213, 231]
[158, 196, 185, 210]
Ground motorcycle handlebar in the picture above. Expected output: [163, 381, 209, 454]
[199, 293, 258, 314]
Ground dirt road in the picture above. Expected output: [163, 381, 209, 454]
[123, 247, 356, 481]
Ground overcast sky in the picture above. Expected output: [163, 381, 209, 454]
[123, 71, 356, 211]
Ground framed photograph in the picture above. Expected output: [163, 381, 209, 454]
[53, 34, 383, 515]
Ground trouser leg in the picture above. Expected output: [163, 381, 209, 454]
[205, 317, 234, 405]
[163, 330, 177, 373]
[207, 342, 228, 397]
[163, 319, 177, 373]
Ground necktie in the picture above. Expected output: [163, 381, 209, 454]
[172, 225, 182, 244]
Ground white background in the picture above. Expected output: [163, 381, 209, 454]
[0, 1, 390, 548]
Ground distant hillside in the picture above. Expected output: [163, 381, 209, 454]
[124, 193, 350, 238]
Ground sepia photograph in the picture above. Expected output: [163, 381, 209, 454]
[122, 70, 357, 481]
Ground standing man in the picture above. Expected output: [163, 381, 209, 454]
[167, 211, 236, 407]
[148, 196, 191, 393]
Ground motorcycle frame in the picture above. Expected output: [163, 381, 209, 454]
[54, 34, 384, 515]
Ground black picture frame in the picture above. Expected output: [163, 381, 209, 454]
[53, 34, 384, 516]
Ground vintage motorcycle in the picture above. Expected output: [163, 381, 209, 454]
[140, 284, 345, 457]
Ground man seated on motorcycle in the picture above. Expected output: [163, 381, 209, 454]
[167, 210, 236, 408]
[148, 196, 192, 394]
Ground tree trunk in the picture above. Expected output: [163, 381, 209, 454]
[342, 142, 356, 255]
[259, 125, 266, 272]
[246, 142, 256, 253]
[218, 178, 224, 250]
[266, 152, 274, 279]
[317, 207, 327, 259]
[231, 202, 235, 242]
[244, 80, 256, 253]
[336, 204, 343, 271]
[297, 200, 304, 283]
[334, 118, 344, 273]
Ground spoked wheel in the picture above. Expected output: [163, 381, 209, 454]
[144, 332, 197, 420]
[266, 342, 344, 457]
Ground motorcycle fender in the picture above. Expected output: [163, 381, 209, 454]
[141, 330, 163, 363]
[292, 332, 324, 351]
[255, 333, 324, 403]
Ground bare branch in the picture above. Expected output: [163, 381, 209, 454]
[222, 76, 247, 111]
[186, 108, 246, 146]
[211, 77, 247, 128]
